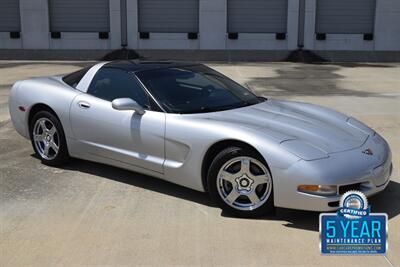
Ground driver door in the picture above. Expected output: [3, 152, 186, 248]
[70, 67, 165, 173]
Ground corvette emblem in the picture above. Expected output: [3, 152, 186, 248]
[362, 148, 373, 155]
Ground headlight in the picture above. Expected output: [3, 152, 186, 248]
[298, 185, 337, 196]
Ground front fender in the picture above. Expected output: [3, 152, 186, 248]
[163, 114, 300, 192]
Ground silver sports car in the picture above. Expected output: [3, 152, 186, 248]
[9, 61, 392, 217]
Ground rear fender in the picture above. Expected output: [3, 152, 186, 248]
[9, 77, 81, 140]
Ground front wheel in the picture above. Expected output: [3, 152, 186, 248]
[30, 110, 69, 166]
[207, 147, 274, 217]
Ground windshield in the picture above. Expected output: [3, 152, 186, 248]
[135, 65, 263, 114]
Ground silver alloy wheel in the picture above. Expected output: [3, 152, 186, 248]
[217, 156, 272, 211]
[32, 118, 59, 160]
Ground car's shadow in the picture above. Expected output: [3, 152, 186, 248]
[56, 157, 215, 207]
[53, 157, 400, 232]
[224, 181, 400, 231]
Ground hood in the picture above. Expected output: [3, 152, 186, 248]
[204, 99, 370, 154]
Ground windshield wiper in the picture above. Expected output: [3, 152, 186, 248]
[184, 102, 252, 114]
[184, 107, 222, 114]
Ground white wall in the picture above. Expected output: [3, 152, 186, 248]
[304, 0, 373, 51]
[1, 0, 399, 51]
[225, 0, 298, 50]
[48, 0, 120, 49]
[16, 0, 120, 49]
[130, 0, 297, 50]
[0, 33, 22, 49]
[304, 0, 400, 51]
[49, 33, 111, 49]
[138, 33, 200, 49]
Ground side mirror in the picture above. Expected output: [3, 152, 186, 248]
[111, 98, 145, 115]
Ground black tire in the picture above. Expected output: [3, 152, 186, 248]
[207, 146, 274, 218]
[29, 110, 69, 166]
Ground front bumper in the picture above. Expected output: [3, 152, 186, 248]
[273, 133, 392, 211]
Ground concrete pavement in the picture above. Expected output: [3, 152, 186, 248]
[0, 61, 399, 267]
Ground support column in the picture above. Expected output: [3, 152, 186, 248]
[287, 0, 300, 50]
[199, 0, 227, 49]
[303, 0, 316, 50]
[297, 0, 305, 48]
[120, 0, 128, 47]
[20, 0, 49, 49]
[110, 0, 122, 49]
[126, 0, 138, 49]
[374, 0, 400, 50]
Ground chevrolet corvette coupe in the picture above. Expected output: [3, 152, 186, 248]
[9, 61, 392, 217]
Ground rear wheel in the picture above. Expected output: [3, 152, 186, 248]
[30, 110, 69, 166]
[207, 147, 274, 217]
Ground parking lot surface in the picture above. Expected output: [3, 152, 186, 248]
[0, 61, 399, 267]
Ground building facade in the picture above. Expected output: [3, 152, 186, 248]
[0, 0, 399, 53]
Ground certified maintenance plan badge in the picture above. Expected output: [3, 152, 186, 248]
[320, 191, 388, 255]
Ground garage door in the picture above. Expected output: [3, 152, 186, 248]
[316, 0, 376, 34]
[49, 0, 110, 32]
[0, 0, 20, 32]
[138, 0, 199, 33]
[228, 0, 288, 33]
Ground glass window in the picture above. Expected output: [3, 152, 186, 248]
[62, 66, 92, 88]
[88, 67, 150, 108]
[136, 65, 262, 114]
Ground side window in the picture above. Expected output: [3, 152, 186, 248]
[63, 66, 91, 88]
[87, 68, 150, 108]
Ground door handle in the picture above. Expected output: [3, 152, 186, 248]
[78, 101, 91, 109]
